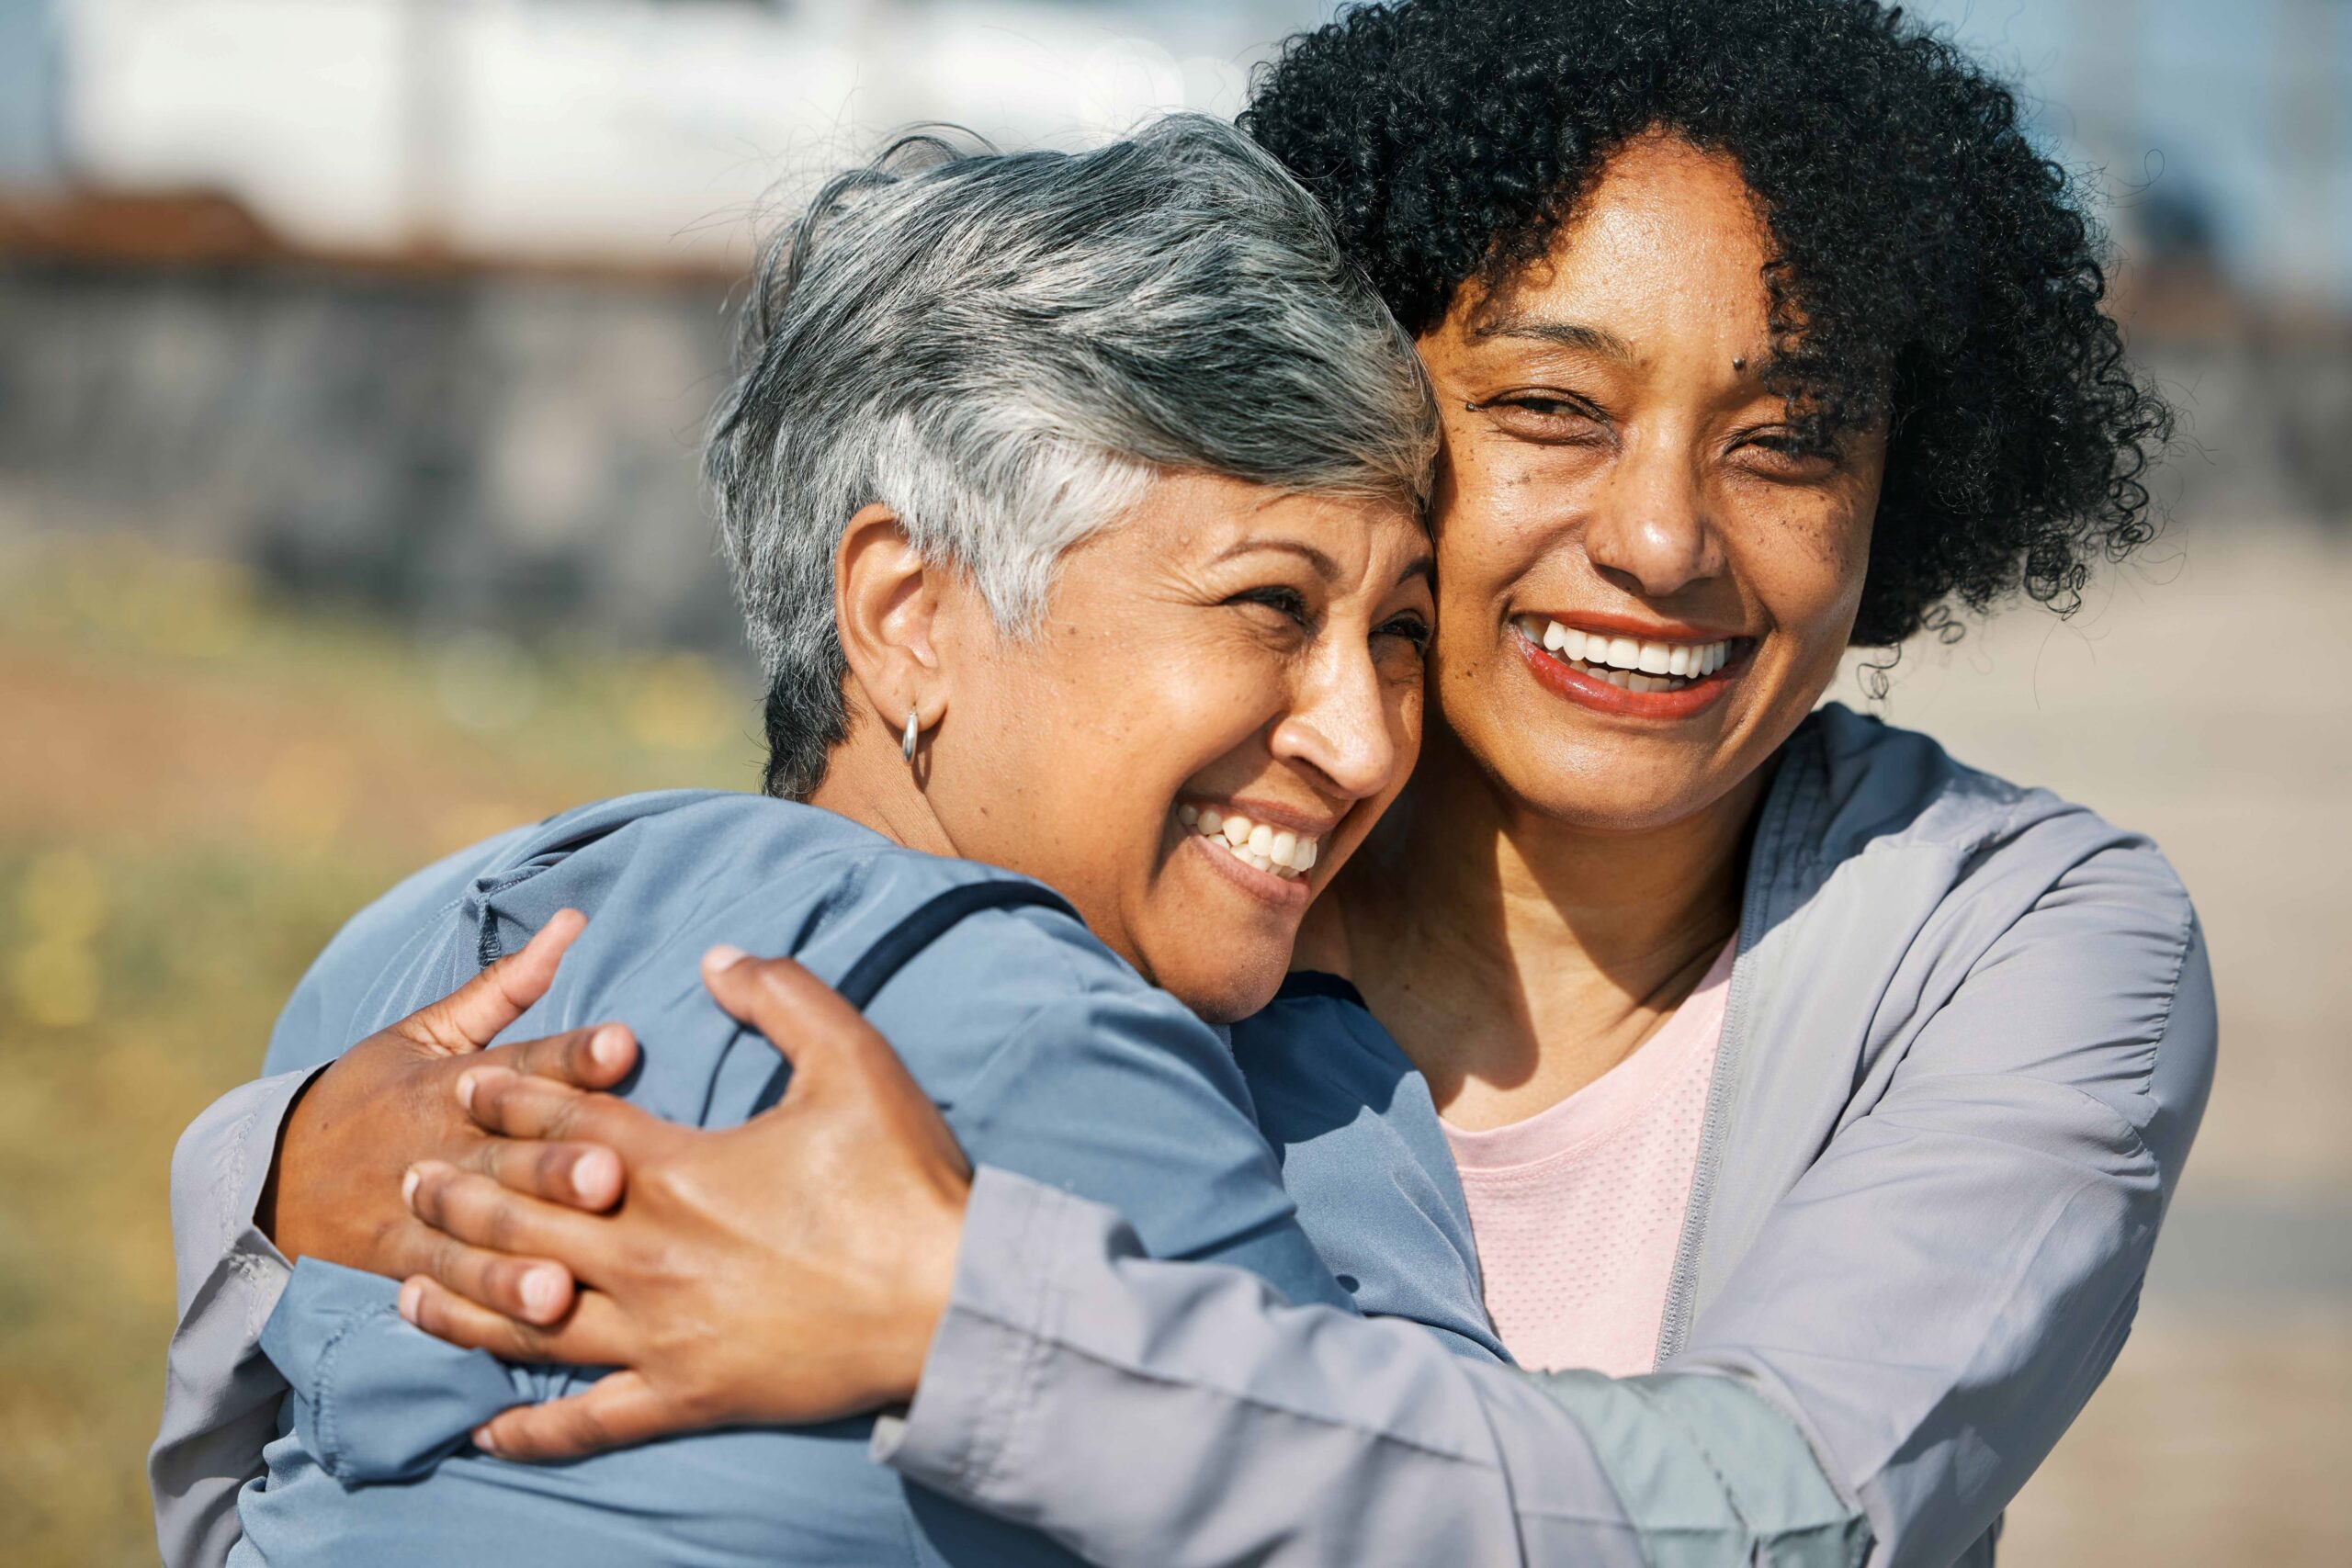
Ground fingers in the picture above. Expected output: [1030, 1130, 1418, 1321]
[458, 1133, 625, 1213]
[699, 948, 903, 1083]
[405, 1159, 607, 1274]
[408, 908, 589, 1055]
[469, 1371, 695, 1463]
[481, 1021, 638, 1093]
[397, 1274, 631, 1368]
[701, 949, 970, 1181]
[393, 1219, 578, 1325]
[456, 1066, 657, 1148]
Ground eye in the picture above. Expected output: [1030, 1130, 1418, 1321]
[1736, 428, 1841, 479]
[1227, 584, 1314, 627]
[1375, 612, 1433, 652]
[1466, 390, 1611, 445]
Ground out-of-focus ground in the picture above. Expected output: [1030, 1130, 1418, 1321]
[4, 518, 2346, 1565]
[0, 536, 763, 1565]
[1835, 522, 2352, 1567]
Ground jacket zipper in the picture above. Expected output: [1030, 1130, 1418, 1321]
[1653, 731, 1812, 1363]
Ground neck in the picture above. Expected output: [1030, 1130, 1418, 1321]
[803, 723, 957, 860]
[1327, 724, 1764, 1127]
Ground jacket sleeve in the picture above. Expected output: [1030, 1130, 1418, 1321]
[148, 1066, 320, 1568]
[874, 1167, 1865, 1567]
[877, 840, 2213, 1568]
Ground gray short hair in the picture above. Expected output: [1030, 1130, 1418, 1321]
[707, 112, 1437, 798]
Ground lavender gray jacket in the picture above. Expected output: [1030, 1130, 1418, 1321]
[152, 706, 2214, 1567]
[867, 706, 2213, 1568]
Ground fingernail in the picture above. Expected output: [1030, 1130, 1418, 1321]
[401, 1167, 423, 1209]
[456, 1071, 479, 1111]
[521, 1266, 564, 1319]
[397, 1280, 422, 1323]
[472, 1425, 502, 1457]
[591, 1025, 628, 1068]
[576, 1147, 621, 1203]
[703, 943, 748, 973]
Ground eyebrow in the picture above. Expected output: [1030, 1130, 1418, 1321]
[1470, 313, 1636, 363]
[1216, 537, 1342, 579]
[1216, 538, 1433, 592]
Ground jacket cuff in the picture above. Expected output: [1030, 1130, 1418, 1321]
[172, 1064, 327, 1334]
[870, 1165, 1075, 1495]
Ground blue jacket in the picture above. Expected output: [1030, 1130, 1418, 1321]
[220, 791, 1502, 1568]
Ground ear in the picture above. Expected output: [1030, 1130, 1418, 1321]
[834, 504, 951, 735]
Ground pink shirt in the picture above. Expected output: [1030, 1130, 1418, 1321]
[1440, 941, 1735, 1375]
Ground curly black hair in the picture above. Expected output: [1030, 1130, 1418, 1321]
[1240, 0, 2172, 649]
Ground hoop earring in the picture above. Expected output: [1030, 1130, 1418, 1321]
[902, 708, 921, 763]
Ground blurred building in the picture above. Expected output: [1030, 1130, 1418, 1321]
[0, 0, 2346, 659]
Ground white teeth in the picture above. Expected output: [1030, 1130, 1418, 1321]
[1180, 807, 1321, 881]
[1521, 617, 1735, 691]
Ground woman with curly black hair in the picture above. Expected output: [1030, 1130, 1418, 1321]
[265, 5, 2211, 1565]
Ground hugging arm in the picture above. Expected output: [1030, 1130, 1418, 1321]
[148, 915, 635, 1568]
[408, 845, 2212, 1568]
[869, 843, 2215, 1567]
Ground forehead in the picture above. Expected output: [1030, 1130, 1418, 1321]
[1110, 472, 1429, 580]
[1469, 134, 1777, 355]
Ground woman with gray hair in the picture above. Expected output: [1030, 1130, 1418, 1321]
[149, 114, 1471, 1566]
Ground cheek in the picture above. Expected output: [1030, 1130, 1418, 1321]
[1733, 486, 1874, 655]
[980, 631, 1288, 865]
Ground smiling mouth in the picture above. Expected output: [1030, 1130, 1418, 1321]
[1178, 804, 1319, 881]
[1511, 615, 1744, 694]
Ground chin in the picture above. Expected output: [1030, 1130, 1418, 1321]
[1159, 953, 1289, 1025]
[1504, 753, 1730, 836]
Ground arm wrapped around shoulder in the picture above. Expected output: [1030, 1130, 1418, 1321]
[877, 835, 2215, 1568]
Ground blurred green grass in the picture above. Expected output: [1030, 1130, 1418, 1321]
[0, 536, 761, 1566]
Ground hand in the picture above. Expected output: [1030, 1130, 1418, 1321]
[266, 908, 641, 1322]
[395, 947, 974, 1461]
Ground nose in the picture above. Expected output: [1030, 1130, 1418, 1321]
[1582, 428, 1724, 598]
[1269, 635, 1402, 803]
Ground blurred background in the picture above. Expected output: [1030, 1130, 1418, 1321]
[0, 2, 2345, 1562]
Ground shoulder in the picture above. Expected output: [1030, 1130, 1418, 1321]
[263, 819, 544, 1072]
[526, 795, 1186, 1089]
[481, 790, 1070, 979]
[1772, 707, 2211, 1142]
[862, 891, 1231, 1112]
[1786, 704, 2192, 914]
